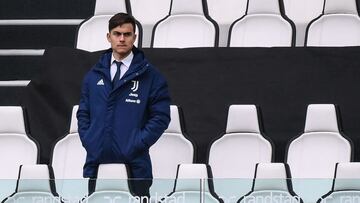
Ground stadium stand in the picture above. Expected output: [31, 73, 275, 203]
[4, 1, 360, 202]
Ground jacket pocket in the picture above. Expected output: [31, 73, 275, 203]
[81, 127, 104, 162]
[125, 128, 147, 160]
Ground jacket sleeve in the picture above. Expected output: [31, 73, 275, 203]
[136, 73, 171, 150]
[77, 74, 91, 147]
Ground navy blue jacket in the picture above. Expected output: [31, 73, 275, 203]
[77, 47, 171, 178]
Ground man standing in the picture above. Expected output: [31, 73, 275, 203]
[77, 13, 171, 198]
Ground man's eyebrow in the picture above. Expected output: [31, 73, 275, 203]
[113, 31, 132, 34]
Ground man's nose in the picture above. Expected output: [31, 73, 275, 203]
[119, 34, 125, 41]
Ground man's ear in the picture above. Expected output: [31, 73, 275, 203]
[107, 33, 111, 42]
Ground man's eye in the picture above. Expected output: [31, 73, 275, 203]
[124, 33, 132, 37]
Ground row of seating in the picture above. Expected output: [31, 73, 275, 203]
[0, 103, 354, 202]
[76, 0, 360, 50]
[3, 162, 360, 203]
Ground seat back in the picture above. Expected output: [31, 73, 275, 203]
[318, 163, 360, 203]
[287, 105, 352, 203]
[253, 163, 289, 191]
[52, 105, 86, 180]
[209, 105, 272, 179]
[95, 164, 130, 192]
[283, 0, 324, 46]
[51, 105, 87, 201]
[16, 165, 54, 193]
[151, 0, 218, 48]
[208, 105, 272, 201]
[150, 105, 194, 179]
[333, 162, 360, 191]
[52, 105, 85, 179]
[94, 0, 129, 15]
[229, 0, 294, 47]
[306, 0, 360, 46]
[83, 164, 136, 203]
[287, 104, 352, 179]
[149, 105, 194, 197]
[76, 15, 141, 51]
[2, 165, 60, 203]
[174, 164, 209, 192]
[238, 163, 301, 203]
[207, 0, 247, 47]
[163, 164, 222, 203]
[0, 106, 38, 179]
[130, 0, 171, 47]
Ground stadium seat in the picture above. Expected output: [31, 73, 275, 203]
[2, 165, 61, 203]
[207, 0, 247, 47]
[0, 106, 39, 201]
[237, 163, 302, 203]
[94, 0, 130, 15]
[51, 105, 87, 201]
[162, 164, 223, 203]
[81, 164, 137, 202]
[130, 0, 171, 47]
[76, 0, 142, 51]
[306, 0, 360, 46]
[151, 0, 219, 48]
[318, 163, 360, 202]
[149, 105, 195, 197]
[228, 0, 295, 47]
[282, 0, 324, 46]
[208, 104, 273, 202]
[286, 104, 352, 202]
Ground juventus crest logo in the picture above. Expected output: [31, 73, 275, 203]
[131, 80, 139, 92]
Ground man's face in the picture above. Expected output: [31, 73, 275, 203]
[107, 23, 136, 60]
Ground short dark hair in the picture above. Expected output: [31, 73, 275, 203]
[108, 12, 136, 33]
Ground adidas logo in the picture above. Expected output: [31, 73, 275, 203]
[97, 79, 104, 85]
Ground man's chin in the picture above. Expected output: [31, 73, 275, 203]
[113, 49, 131, 59]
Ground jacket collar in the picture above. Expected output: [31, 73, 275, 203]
[93, 47, 148, 80]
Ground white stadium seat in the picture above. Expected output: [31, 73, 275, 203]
[238, 163, 302, 203]
[149, 105, 194, 197]
[51, 105, 87, 201]
[208, 105, 273, 201]
[2, 165, 61, 203]
[151, 0, 219, 48]
[229, 0, 294, 47]
[306, 0, 360, 46]
[286, 104, 352, 203]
